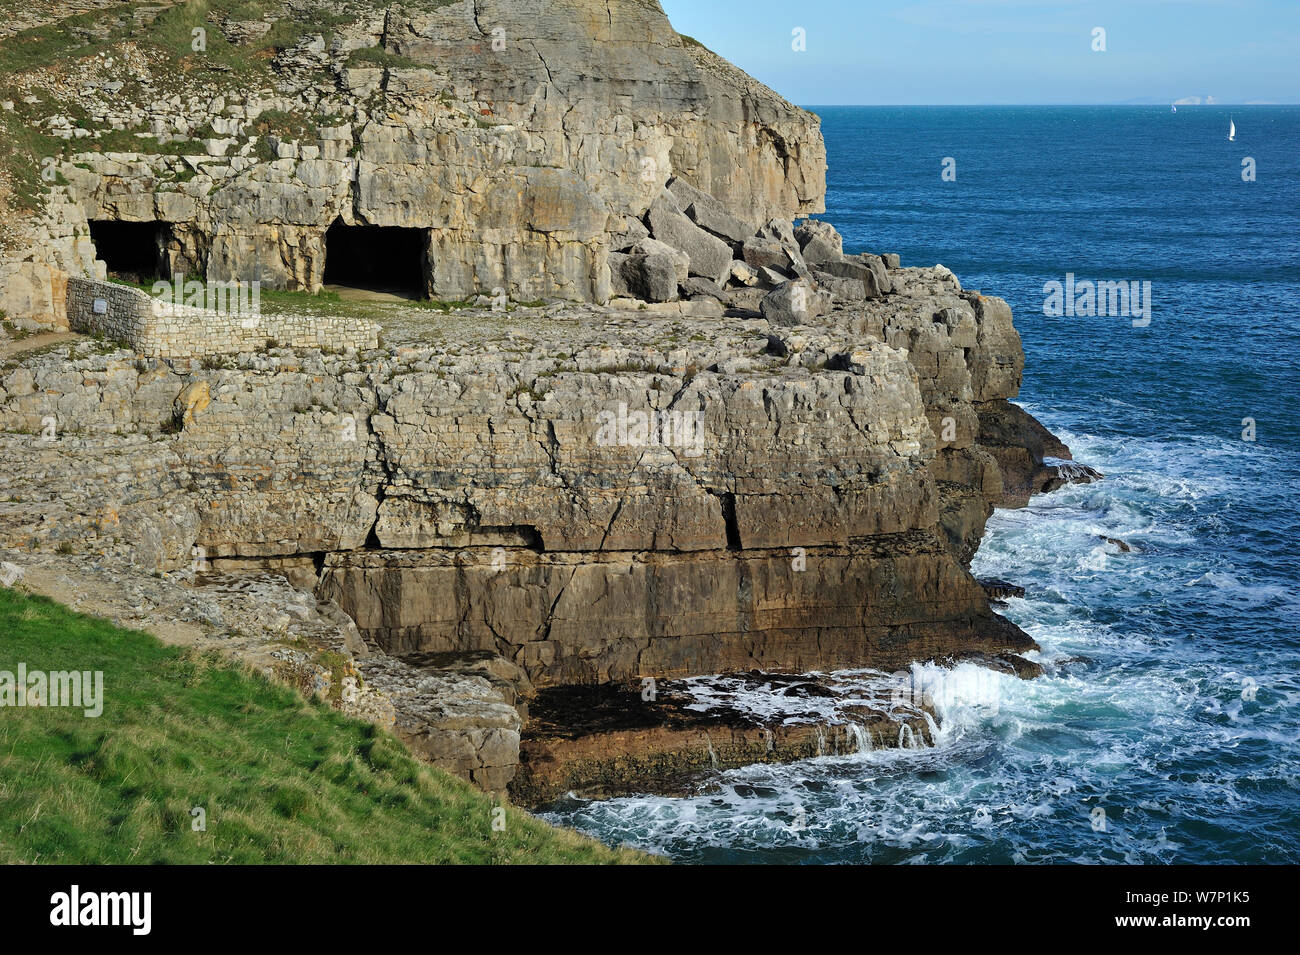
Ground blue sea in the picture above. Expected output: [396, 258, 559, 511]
[544, 107, 1300, 864]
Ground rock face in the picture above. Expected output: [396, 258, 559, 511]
[0, 195, 100, 330]
[320, 539, 1036, 687]
[4, 0, 826, 313]
[979, 577, 1027, 603]
[0, 284, 1042, 679]
[976, 398, 1103, 506]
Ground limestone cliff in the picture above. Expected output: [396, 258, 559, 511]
[0, 266, 1039, 683]
[0, 1, 1095, 802]
[1, 0, 825, 316]
[0, 255, 1071, 796]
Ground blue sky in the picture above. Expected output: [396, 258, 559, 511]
[658, 0, 1300, 105]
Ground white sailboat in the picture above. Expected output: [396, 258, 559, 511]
[1171, 104, 1177, 113]
[1228, 116, 1236, 141]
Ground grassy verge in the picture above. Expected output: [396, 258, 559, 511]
[0, 586, 652, 864]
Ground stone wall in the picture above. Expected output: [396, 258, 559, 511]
[65, 276, 152, 345]
[65, 277, 379, 357]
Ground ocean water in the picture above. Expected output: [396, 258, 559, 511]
[543, 107, 1300, 864]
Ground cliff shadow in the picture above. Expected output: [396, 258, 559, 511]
[322, 220, 429, 300]
[88, 219, 171, 284]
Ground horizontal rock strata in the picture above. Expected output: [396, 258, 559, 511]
[0, 251, 1081, 791]
[318, 537, 1037, 687]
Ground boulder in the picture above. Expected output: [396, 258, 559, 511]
[882, 253, 902, 269]
[819, 258, 881, 297]
[727, 287, 767, 312]
[729, 260, 761, 287]
[686, 202, 757, 245]
[759, 279, 833, 326]
[818, 258, 872, 282]
[812, 270, 867, 301]
[608, 216, 651, 252]
[852, 253, 893, 294]
[646, 192, 734, 285]
[607, 252, 632, 297]
[681, 276, 730, 304]
[758, 217, 798, 249]
[668, 177, 757, 243]
[616, 252, 681, 302]
[666, 176, 714, 211]
[631, 237, 689, 283]
[742, 237, 798, 273]
[794, 219, 844, 266]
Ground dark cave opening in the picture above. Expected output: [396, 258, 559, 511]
[88, 220, 170, 283]
[322, 221, 428, 298]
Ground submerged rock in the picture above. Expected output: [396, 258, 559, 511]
[1100, 535, 1136, 553]
[979, 577, 1027, 602]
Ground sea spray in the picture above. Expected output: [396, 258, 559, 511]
[847, 723, 873, 753]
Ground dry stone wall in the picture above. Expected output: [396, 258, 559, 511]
[65, 277, 378, 357]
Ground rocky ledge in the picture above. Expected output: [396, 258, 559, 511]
[512, 671, 937, 806]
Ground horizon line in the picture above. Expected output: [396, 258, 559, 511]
[799, 103, 1300, 108]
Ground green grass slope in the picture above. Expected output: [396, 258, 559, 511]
[0, 586, 652, 864]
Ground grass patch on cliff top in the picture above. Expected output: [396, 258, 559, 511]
[0, 587, 652, 864]
[0, 0, 348, 211]
[0, 107, 63, 213]
[0, 0, 469, 214]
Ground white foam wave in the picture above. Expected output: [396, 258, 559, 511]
[542, 405, 1300, 864]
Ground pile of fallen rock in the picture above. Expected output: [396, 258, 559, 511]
[608, 177, 901, 325]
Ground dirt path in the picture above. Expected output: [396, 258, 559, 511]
[0, 331, 81, 359]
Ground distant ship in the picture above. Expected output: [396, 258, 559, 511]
[1229, 117, 1236, 141]
[1171, 104, 1177, 113]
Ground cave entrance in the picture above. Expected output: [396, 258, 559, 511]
[322, 221, 428, 299]
[89, 220, 170, 283]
